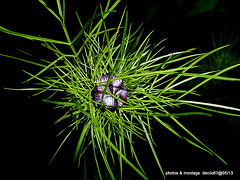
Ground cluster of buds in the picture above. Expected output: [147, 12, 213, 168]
[92, 74, 128, 110]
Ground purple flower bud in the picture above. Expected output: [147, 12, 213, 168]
[93, 74, 128, 110]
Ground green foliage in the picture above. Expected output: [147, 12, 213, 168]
[185, 0, 219, 17]
[185, 31, 240, 92]
[1, 0, 240, 179]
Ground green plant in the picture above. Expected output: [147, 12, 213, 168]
[200, 31, 240, 72]
[185, 31, 240, 94]
[1, 0, 240, 179]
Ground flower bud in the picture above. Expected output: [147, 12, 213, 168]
[93, 74, 128, 110]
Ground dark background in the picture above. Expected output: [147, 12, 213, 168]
[1, 0, 240, 179]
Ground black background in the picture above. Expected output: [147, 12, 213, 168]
[1, 0, 240, 179]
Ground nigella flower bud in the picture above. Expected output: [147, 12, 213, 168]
[92, 74, 128, 110]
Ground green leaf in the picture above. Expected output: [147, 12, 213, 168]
[0, 26, 69, 45]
